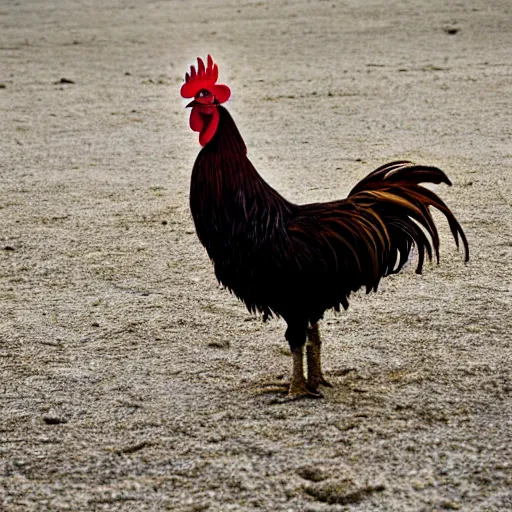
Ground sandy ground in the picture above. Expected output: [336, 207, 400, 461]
[1, 0, 511, 510]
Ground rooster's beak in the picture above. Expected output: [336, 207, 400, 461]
[186, 100, 197, 108]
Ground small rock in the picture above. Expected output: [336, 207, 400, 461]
[440, 499, 461, 510]
[335, 420, 360, 431]
[116, 441, 148, 454]
[443, 26, 459, 35]
[305, 480, 385, 505]
[54, 78, 75, 84]
[296, 465, 329, 482]
[207, 340, 230, 349]
[412, 478, 433, 490]
[3, 246, 15, 251]
[43, 415, 68, 425]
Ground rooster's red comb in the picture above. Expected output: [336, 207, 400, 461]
[180, 55, 231, 103]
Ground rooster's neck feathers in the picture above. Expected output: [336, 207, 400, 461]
[190, 107, 293, 260]
[201, 106, 247, 156]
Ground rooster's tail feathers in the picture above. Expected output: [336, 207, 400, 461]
[348, 161, 469, 275]
[350, 161, 453, 195]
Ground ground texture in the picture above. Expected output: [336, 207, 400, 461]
[1, 0, 511, 510]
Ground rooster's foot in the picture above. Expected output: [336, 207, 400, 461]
[287, 345, 323, 398]
[306, 377, 333, 394]
[288, 382, 323, 399]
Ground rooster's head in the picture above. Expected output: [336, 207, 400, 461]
[181, 55, 231, 146]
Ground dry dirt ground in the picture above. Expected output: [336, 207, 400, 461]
[1, 0, 511, 511]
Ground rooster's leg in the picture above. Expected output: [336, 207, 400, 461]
[288, 345, 322, 398]
[306, 323, 333, 392]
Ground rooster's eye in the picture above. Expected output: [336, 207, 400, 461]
[197, 90, 211, 98]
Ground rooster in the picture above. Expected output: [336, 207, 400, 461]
[181, 55, 469, 398]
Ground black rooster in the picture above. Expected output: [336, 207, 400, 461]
[181, 55, 469, 398]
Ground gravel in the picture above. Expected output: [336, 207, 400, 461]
[1, 0, 511, 510]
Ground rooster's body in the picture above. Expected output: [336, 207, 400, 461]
[182, 56, 469, 398]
